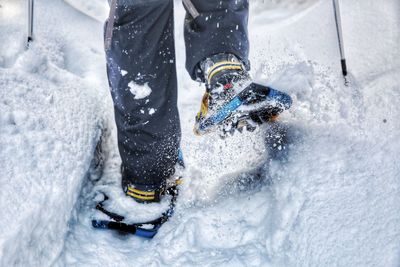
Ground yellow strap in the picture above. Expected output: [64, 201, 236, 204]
[200, 92, 209, 116]
[206, 61, 242, 76]
[126, 191, 155, 201]
[207, 61, 243, 84]
[127, 187, 155, 196]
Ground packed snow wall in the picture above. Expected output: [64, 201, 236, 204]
[0, 0, 109, 265]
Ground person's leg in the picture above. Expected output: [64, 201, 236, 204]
[183, 0, 250, 81]
[183, 1, 290, 136]
[183, 0, 253, 136]
[105, 0, 181, 201]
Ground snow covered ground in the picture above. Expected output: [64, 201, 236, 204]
[1, 0, 400, 266]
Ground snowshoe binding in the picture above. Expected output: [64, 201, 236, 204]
[91, 182, 180, 238]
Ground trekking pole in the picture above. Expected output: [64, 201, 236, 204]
[27, 0, 34, 46]
[332, 0, 347, 77]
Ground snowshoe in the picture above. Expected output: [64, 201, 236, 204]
[91, 184, 180, 238]
[91, 151, 185, 238]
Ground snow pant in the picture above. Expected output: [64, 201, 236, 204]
[105, 0, 249, 190]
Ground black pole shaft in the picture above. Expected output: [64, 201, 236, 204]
[333, 0, 347, 77]
[28, 0, 34, 45]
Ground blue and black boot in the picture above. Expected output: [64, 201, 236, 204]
[194, 53, 292, 136]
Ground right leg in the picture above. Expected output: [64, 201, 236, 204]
[105, 0, 181, 201]
[183, 0, 250, 81]
[182, 0, 291, 136]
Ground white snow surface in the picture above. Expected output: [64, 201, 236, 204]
[1, 0, 400, 266]
[63, 0, 109, 22]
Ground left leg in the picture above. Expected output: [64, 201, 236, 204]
[105, 0, 181, 200]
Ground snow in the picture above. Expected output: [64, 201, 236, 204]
[1, 0, 400, 266]
[149, 108, 156, 115]
[63, 0, 109, 22]
[128, 81, 152, 100]
[0, 0, 109, 265]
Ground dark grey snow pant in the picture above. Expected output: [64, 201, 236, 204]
[105, 0, 249, 190]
